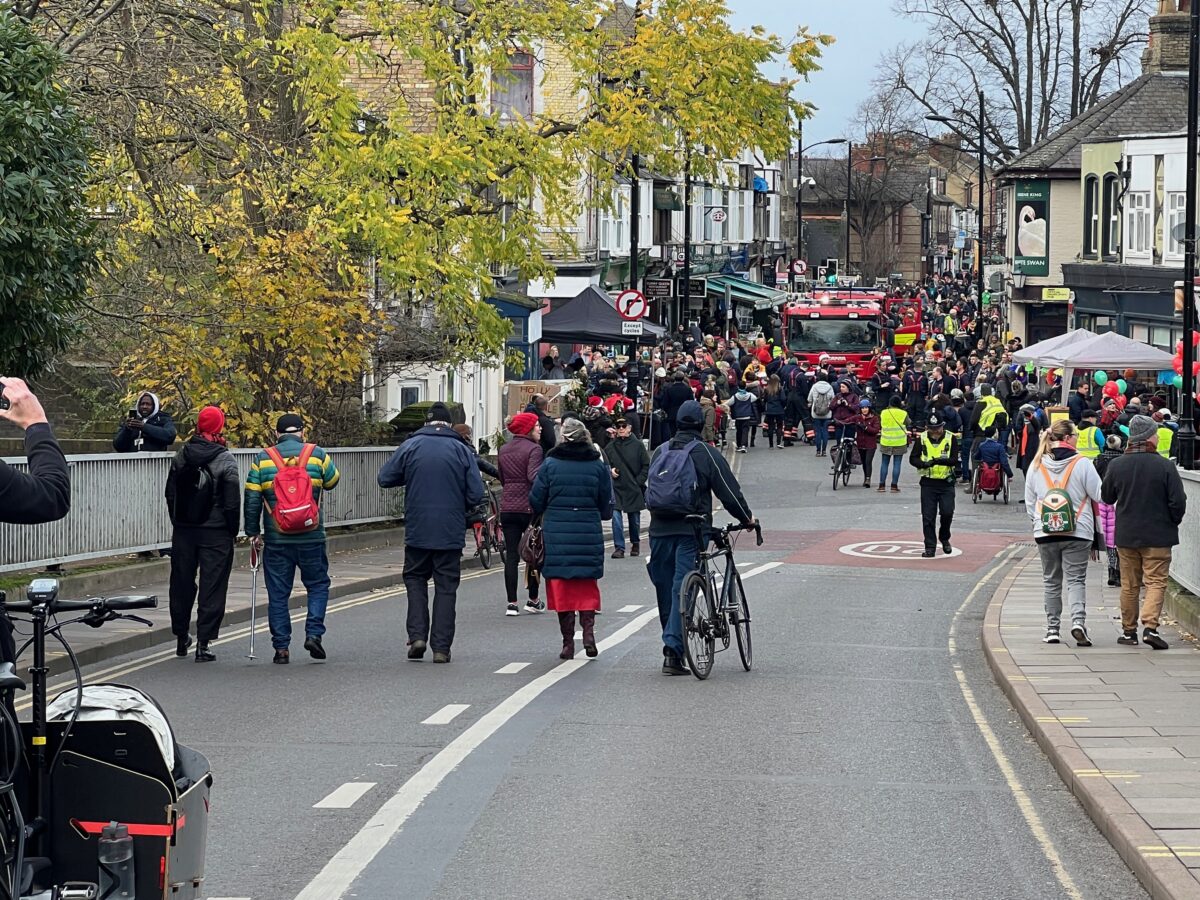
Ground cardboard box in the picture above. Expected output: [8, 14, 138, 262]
[506, 380, 574, 418]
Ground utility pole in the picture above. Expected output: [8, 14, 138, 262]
[1179, 0, 1199, 469]
[844, 149, 852, 282]
[795, 119, 803, 291]
[975, 88, 986, 346]
[682, 150, 692, 333]
[630, 154, 640, 293]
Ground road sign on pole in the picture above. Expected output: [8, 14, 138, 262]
[615, 289, 648, 320]
[621, 320, 644, 337]
[791, 259, 807, 277]
[710, 209, 727, 223]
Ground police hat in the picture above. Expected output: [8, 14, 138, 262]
[927, 413, 945, 430]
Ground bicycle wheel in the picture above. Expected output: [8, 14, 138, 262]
[841, 453, 851, 487]
[475, 525, 492, 569]
[727, 571, 752, 671]
[830, 447, 841, 491]
[680, 572, 715, 680]
[492, 519, 507, 564]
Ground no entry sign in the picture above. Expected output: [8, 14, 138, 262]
[616, 289, 648, 320]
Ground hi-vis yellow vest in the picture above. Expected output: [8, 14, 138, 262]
[1158, 427, 1175, 459]
[921, 432, 955, 481]
[1078, 426, 1102, 459]
[880, 408, 909, 448]
[978, 395, 1006, 429]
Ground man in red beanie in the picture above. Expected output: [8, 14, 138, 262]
[165, 405, 242, 662]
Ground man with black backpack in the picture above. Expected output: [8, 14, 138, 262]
[165, 406, 241, 662]
[646, 401, 754, 676]
[244, 413, 341, 664]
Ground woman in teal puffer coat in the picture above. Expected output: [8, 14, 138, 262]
[529, 417, 613, 660]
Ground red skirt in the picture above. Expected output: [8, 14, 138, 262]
[545, 579, 601, 612]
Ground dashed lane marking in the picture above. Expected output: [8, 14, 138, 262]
[617, 604, 643, 613]
[314, 783, 377, 809]
[949, 545, 1085, 900]
[422, 704, 470, 725]
[495, 663, 530, 675]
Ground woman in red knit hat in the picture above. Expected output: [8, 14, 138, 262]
[497, 412, 545, 616]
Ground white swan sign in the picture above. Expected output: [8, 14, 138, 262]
[1013, 180, 1050, 277]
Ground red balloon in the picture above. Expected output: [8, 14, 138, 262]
[1103, 381, 1121, 397]
[1115, 395, 1127, 410]
[1194, 331, 1200, 348]
[1178, 340, 1185, 354]
[1175, 356, 1186, 375]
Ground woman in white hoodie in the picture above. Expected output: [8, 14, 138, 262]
[1024, 418, 1104, 647]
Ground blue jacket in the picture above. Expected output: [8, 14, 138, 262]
[975, 438, 1014, 478]
[378, 425, 485, 550]
[528, 440, 613, 580]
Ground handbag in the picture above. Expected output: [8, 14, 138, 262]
[518, 516, 545, 568]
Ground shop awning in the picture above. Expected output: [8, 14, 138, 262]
[705, 275, 790, 311]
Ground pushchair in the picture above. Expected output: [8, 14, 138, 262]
[972, 460, 1009, 504]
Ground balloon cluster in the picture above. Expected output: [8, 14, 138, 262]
[1173, 333, 1200, 392]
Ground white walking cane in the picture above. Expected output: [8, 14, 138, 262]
[247, 540, 261, 660]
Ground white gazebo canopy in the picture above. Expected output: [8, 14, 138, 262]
[1013, 329, 1176, 403]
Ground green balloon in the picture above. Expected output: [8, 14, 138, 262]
[1116, 378, 1127, 393]
[1173, 374, 1184, 389]
[1093, 370, 1108, 386]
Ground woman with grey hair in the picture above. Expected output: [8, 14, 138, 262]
[529, 417, 614, 659]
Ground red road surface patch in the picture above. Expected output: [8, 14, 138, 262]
[783, 529, 1022, 572]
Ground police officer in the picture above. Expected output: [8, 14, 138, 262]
[910, 411, 959, 558]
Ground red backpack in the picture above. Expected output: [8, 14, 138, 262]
[978, 461, 1002, 493]
[264, 444, 321, 534]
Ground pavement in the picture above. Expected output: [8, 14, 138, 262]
[12, 438, 1186, 899]
[986, 552, 1200, 900]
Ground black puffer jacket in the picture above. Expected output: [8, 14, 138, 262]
[165, 436, 241, 535]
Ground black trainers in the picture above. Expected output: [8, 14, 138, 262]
[433, 650, 451, 664]
[921, 549, 935, 558]
[1143, 628, 1169, 650]
[272, 649, 289, 664]
[524, 599, 546, 614]
[175, 634, 193, 658]
[1042, 628, 1061, 644]
[1117, 630, 1139, 646]
[304, 636, 326, 660]
[407, 639, 427, 660]
[1070, 624, 1092, 647]
[662, 654, 689, 676]
[941, 541, 953, 555]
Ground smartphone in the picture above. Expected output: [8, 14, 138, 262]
[127, 408, 137, 419]
[0, 386, 8, 412]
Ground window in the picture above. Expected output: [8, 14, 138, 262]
[399, 385, 421, 410]
[892, 211, 903, 246]
[1151, 325, 1171, 350]
[1125, 192, 1150, 256]
[1167, 191, 1187, 257]
[1130, 323, 1149, 344]
[703, 187, 715, 242]
[491, 51, 534, 120]
[1101, 175, 1120, 257]
[1083, 176, 1099, 257]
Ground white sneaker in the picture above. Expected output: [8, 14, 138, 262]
[505, 603, 520, 617]
[1042, 628, 1061, 644]
[1071, 624, 1092, 647]
[524, 599, 546, 614]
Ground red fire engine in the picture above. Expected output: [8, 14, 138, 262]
[781, 291, 922, 375]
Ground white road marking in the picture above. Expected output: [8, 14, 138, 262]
[617, 604, 643, 612]
[495, 663, 530, 675]
[313, 782, 377, 809]
[574, 631, 583, 640]
[740, 561, 782, 579]
[293, 563, 779, 900]
[421, 704, 470, 725]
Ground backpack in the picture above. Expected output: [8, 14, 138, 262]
[1037, 458, 1085, 535]
[978, 461, 1002, 494]
[173, 460, 215, 526]
[811, 387, 833, 417]
[264, 444, 321, 534]
[645, 439, 702, 516]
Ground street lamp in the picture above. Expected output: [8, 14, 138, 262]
[1178, 0, 1199, 470]
[795, 126, 848, 276]
[845, 152, 886, 282]
[928, 89, 987, 344]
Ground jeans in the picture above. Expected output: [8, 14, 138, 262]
[169, 526, 235, 643]
[878, 452, 903, 486]
[1038, 539, 1090, 628]
[959, 435, 974, 481]
[812, 419, 830, 452]
[262, 542, 331, 650]
[648, 533, 699, 657]
[404, 546, 463, 651]
[1117, 546, 1172, 631]
[500, 513, 539, 604]
[920, 480, 955, 550]
[612, 510, 642, 551]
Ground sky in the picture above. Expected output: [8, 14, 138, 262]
[726, 0, 926, 146]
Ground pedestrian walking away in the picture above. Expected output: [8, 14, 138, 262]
[603, 417, 650, 559]
[529, 418, 613, 660]
[497, 412, 545, 616]
[877, 396, 909, 492]
[1023, 419, 1104, 648]
[725, 384, 757, 453]
[244, 413, 341, 665]
[808, 376, 834, 456]
[165, 405, 241, 662]
[646, 401, 754, 676]
[855, 399, 880, 488]
[911, 412, 959, 557]
[1093, 432, 1126, 586]
[378, 402, 485, 664]
[1101, 415, 1187, 651]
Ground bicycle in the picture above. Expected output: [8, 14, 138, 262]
[0, 579, 211, 899]
[679, 517, 763, 680]
[471, 488, 505, 570]
[830, 436, 856, 491]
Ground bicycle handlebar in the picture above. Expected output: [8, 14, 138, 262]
[2, 594, 158, 614]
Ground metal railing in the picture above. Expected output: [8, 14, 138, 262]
[1173, 470, 1200, 598]
[0, 448, 402, 573]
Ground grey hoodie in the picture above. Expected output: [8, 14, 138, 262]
[808, 380, 835, 419]
[1024, 451, 1103, 542]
